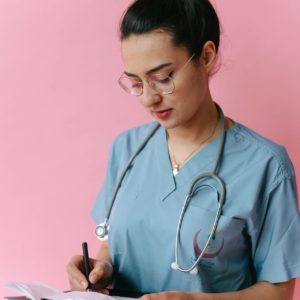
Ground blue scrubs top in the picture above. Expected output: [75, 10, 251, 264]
[91, 121, 300, 293]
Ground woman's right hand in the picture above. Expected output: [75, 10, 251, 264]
[66, 255, 114, 291]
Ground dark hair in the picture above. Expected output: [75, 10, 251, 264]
[119, 0, 220, 60]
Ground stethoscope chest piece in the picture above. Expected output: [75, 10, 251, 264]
[95, 220, 109, 241]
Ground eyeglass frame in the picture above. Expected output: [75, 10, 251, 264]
[118, 53, 195, 96]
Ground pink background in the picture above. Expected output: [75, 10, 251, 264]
[0, 0, 299, 298]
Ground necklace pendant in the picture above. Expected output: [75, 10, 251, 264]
[173, 165, 179, 176]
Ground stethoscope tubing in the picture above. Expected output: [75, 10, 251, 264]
[173, 173, 225, 273]
[172, 108, 226, 273]
[95, 103, 227, 274]
[95, 123, 160, 239]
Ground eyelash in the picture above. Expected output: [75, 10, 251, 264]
[168, 72, 174, 78]
[131, 71, 173, 83]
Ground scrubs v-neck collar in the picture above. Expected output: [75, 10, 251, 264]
[157, 124, 235, 191]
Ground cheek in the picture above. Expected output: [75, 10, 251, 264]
[172, 96, 197, 120]
[190, 72, 207, 93]
[178, 70, 207, 98]
[172, 83, 206, 118]
[175, 76, 205, 106]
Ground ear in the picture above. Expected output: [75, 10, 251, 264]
[199, 41, 217, 74]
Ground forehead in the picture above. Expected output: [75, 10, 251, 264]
[121, 31, 188, 74]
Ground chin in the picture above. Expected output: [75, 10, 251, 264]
[156, 119, 180, 130]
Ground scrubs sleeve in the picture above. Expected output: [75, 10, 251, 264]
[90, 138, 122, 224]
[90, 123, 156, 224]
[253, 173, 300, 283]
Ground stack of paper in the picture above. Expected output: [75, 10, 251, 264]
[5, 281, 134, 300]
[6, 281, 60, 300]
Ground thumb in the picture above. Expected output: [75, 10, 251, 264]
[88, 259, 113, 289]
[89, 260, 106, 284]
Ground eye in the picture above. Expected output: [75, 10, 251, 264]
[168, 72, 174, 78]
[152, 72, 173, 84]
[128, 77, 142, 84]
[125, 77, 142, 87]
[132, 82, 143, 88]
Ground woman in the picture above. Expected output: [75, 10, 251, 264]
[67, 0, 299, 299]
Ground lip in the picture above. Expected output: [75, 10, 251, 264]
[152, 108, 172, 120]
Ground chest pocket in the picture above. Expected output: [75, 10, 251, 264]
[180, 193, 249, 292]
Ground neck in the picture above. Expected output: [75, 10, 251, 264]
[167, 100, 219, 146]
[166, 100, 222, 175]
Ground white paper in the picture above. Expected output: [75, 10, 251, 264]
[6, 281, 61, 300]
[49, 291, 117, 300]
[6, 281, 135, 300]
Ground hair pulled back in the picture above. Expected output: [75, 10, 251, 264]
[120, 0, 220, 60]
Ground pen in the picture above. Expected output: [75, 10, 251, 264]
[82, 241, 93, 291]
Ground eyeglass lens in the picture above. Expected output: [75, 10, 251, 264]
[119, 74, 175, 96]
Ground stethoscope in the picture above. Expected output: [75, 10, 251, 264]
[95, 104, 226, 275]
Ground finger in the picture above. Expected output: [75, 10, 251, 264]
[141, 292, 191, 300]
[98, 289, 109, 295]
[89, 260, 110, 284]
[89, 266, 104, 284]
[88, 261, 114, 290]
[66, 256, 89, 290]
[68, 255, 84, 268]
[140, 294, 153, 300]
[68, 275, 87, 291]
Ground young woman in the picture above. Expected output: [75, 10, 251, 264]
[66, 1, 299, 299]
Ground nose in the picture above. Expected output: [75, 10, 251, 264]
[139, 83, 162, 108]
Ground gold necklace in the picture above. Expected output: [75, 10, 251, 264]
[168, 118, 220, 176]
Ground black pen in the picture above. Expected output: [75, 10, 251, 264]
[82, 241, 93, 291]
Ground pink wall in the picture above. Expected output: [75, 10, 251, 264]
[0, 0, 299, 298]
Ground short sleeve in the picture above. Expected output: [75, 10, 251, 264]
[90, 122, 158, 225]
[253, 175, 300, 283]
[90, 139, 120, 224]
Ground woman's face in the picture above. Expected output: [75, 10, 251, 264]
[120, 30, 215, 130]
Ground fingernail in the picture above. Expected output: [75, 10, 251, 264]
[90, 274, 97, 283]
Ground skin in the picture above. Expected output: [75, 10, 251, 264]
[66, 30, 296, 299]
[121, 31, 225, 161]
[66, 241, 113, 291]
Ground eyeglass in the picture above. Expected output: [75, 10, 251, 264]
[118, 54, 195, 96]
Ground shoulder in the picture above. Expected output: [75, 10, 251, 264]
[227, 122, 295, 188]
[108, 122, 159, 167]
[112, 121, 159, 151]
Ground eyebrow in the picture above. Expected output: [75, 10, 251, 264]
[124, 62, 172, 77]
